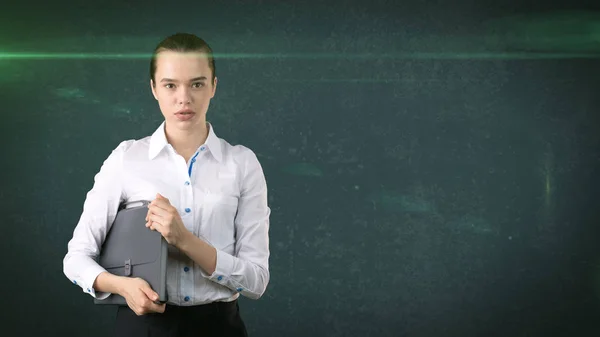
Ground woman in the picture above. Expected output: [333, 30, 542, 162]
[63, 32, 271, 337]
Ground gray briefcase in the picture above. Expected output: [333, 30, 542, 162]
[94, 200, 168, 305]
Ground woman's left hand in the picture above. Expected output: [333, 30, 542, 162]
[145, 193, 190, 247]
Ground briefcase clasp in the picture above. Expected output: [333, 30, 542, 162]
[124, 259, 131, 276]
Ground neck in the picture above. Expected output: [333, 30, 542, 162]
[164, 122, 209, 159]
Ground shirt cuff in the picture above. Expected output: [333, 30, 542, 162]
[81, 264, 111, 300]
[207, 249, 235, 285]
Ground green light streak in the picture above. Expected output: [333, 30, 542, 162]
[1, 51, 599, 60]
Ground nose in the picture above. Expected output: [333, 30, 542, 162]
[178, 87, 192, 105]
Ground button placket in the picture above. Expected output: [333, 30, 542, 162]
[180, 146, 205, 304]
[181, 261, 195, 304]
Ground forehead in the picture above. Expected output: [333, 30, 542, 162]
[155, 51, 211, 75]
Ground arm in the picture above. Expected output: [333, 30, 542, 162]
[93, 271, 128, 295]
[180, 149, 271, 300]
[178, 233, 217, 275]
[62, 140, 132, 299]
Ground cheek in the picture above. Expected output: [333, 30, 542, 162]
[156, 97, 176, 116]
[193, 91, 211, 104]
[157, 92, 176, 104]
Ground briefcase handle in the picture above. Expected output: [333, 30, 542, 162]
[119, 200, 151, 211]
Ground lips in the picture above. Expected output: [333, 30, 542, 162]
[175, 109, 195, 121]
[176, 109, 195, 115]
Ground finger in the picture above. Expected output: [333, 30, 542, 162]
[149, 206, 177, 230]
[150, 199, 172, 212]
[145, 215, 161, 231]
[151, 221, 164, 233]
[141, 286, 159, 302]
[149, 302, 166, 313]
[148, 204, 170, 218]
[148, 214, 166, 228]
[140, 290, 164, 313]
[145, 217, 158, 230]
[156, 193, 169, 202]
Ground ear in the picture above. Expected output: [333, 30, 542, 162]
[150, 79, 158, 100]
[210, 76, 218, 98]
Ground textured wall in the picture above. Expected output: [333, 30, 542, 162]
[2, 1, 600, 336]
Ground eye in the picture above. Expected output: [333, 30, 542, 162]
[192, 82, 204, 88]
[165, 83, 175, 89]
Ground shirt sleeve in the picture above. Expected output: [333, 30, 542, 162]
[62, 140, 133, 299]
[205, 149, 271, 300]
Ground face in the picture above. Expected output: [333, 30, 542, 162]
[150, 50, 217, 132]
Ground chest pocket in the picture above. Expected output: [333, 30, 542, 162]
[199, 193, 239, 251]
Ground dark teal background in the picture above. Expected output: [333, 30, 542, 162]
[2, 0, 600, 336]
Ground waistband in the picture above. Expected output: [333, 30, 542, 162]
[164, 299, 238, 316]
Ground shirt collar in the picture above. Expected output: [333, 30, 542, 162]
[205, 123, 222, 162]
[148, 121, 222, 162]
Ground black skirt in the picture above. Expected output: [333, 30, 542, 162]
[113, 299, 248, 337]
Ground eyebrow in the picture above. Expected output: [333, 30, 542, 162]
[160, 76, 207, 83]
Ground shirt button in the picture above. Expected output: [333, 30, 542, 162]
[184, 266, 189, 272]
[200, 146, 206, 151]
[185, 208, 191, 213]
[73, 280, 77, 285]
[191, 158, 196, 163]
[184, 181, 190, 186]
[237, 287, 243, 292]
[184, 296, 190, 302]
[217, 276, 223, 281]
[87, 288, 91, 292]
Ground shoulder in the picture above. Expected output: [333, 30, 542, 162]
[101, 136, 152, 166]
[112, 139, 136, 153]
[220, 139, 261, 168]
[109, 135, 152, 156]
